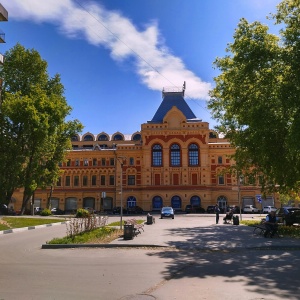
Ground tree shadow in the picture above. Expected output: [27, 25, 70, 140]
[147, 225, 300, 299]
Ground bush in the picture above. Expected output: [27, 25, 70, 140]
[40, 209, 52, 216]
[76, 208, 89, 218]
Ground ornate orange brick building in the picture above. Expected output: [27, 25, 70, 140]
[12, 88, 278, 213]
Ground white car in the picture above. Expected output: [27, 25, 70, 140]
[243, 205, 259, 213]
[262, 206, 277, 214]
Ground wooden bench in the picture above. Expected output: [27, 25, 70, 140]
[252, 221, 280, 237]
[252, 224, 267, 236]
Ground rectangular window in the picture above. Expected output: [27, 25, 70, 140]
[173, 174, 179, 185]
[152, 152, 162, 166]
[110, 158, 115, 166]
[101, 158, 106, 166]
[83, 175, 88, 186]
[248, 175, 255, 185]
[218, 175, 225, 185]
[101, 175, 106, 186]
[128, 175, 135, 185]
[74, 176, 79, 186]
[218, 156, 223, 164]
[75, 159, 80, 166]
[65, 176, 70, 186]
[84, 159, 89, 166]
[109, 175, 115, 186]
[92, 158, 97, 166]
[191, 174, 197, 185]
[129, 157, 134, 165]
[154, 174, 160, 185]
[66, 159, 71, 167]
[91, 175, 97, 186]
[56, 177, 62, 186]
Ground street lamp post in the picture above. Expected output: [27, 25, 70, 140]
[116, 156, 126, 230]
[238, 174, 243, 221]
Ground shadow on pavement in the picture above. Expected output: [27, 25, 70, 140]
[146, 225, 300, 299]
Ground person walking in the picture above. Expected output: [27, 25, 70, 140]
[215, 204, 220, 224]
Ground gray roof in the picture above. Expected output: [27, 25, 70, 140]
[149, 91, 197, 123]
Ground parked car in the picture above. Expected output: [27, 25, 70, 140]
[185, 205, 206, 214]
[206, 205, 216, 213]
[83, 207, 96, 214]
[276, 207, 300, 226]
[243, 205, 259, 213]
[112, 206, 127, 214]
[51, 207, 65, 215]
[0, 204, 16, 215]
[161, 207, 175, 219]
[34, 207, 44, 215]
[226, 206, 241, 213]
[262, 206, 277, 214]
[127, 206, 144, 214]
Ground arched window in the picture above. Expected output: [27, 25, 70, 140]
[132, 134, 141, 141]
[189, 143, 199, 166]
[217, 195, 227, 213]
[83, 134, 93, 141]
[170, 143, 181, 166]
[171, 195, 181, 209]
[190, 195, 201, 207]
[113, 134, 123, 141]
[98, 134, 108, 141]
[152, 196, 163, 210]
[152, 144, 162, 166]
[71, 135, 79, 141]
[209, 132, 217, 138]
[127, 196, 137, 208]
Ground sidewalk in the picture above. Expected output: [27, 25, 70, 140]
[4, 213, 300, 250]
[107, 214, 300, 251]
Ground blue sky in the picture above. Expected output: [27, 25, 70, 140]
[1, 0, 281, 135]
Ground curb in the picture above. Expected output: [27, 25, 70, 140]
[41, 243, 300, 251]
[0, 221, 68, 235]
[41, 243, 170, 249]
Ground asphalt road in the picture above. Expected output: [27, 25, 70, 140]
[1, 214, 300, 300]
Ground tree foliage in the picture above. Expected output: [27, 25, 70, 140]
[0, 44, 83, 212]
[208, 0, 300, 194]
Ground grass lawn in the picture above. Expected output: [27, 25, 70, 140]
[0, 217, 66, 231]
[46, 219, 144, 244]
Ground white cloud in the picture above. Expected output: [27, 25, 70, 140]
[2, 0, 211, 99]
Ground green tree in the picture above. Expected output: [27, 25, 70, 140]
[208, 0, 300, 194]
[0, 44, 83, 212]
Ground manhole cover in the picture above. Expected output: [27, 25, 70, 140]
[119, 294, 156, 300]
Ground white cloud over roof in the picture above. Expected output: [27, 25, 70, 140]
[3, 0, 211, 99]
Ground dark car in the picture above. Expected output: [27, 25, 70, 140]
[185, 205, 205, 214]
[185, 205, 193, 213]
[207, 205, 216, 213]
[0, 204, 16, 215]
[127, 206, 143, 214]
[276, 207, 300, 226]
[161, 207, 174, 219]
[112, 207, 127, 214]
[226, 206, 241, 213]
